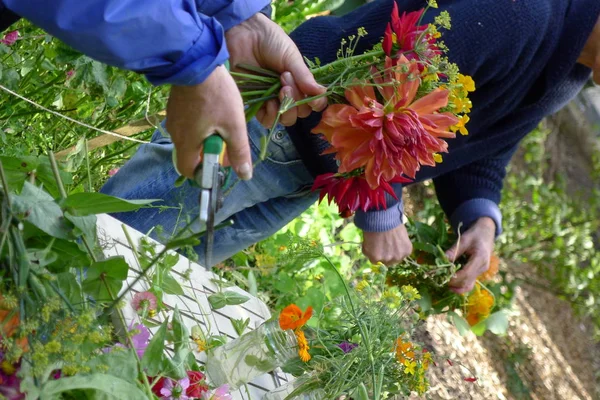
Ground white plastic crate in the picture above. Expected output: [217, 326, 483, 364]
[96, 214, 294, 399]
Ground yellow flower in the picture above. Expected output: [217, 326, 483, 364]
[356, 280, 369, 292]
[427, 0, 439, 8]
[423, 352, 433, 370]
[416, 377, 429, 395]
[450, 115, 470, 136]
[1, 360, 16, 375]
[465, 283, 495, 326]
[457, 74, 476, 92]
[194, 338, 207, 353]
[295, 329, 311, 362]
[452, 96, 472, 114]
[433, 153, 443, 163]
[403, 360, 417, 375]
[428, 24, 441, 38]
[401, 285, 421, 301]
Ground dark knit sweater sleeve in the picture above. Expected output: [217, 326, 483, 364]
[433, 144, 518, 236]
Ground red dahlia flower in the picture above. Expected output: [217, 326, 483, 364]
[312, 56, 458, 188]
[312, 173, 409, 215]
[382, 4, 440, 66]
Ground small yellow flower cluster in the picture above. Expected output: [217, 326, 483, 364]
[395, 337, 432, 395]
[465, 283, 495, 326]
[356, 280, 370, 292]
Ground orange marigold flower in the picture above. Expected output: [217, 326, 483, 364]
[465, 283, 495, 326]
[0, 295, 28, 352]
[312, 56, 458, 188]
[295, 330, 311, 362]
[279, 304, 313, 331]
[478, 254, 500, 282]
[395, 337, 415, 364]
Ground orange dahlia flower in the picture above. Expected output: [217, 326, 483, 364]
[312, 56, 458, 188]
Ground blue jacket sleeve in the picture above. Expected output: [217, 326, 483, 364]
[433, 144, 519, 237]
[354, 183, 405, 232]
[4, 0, 269, 86]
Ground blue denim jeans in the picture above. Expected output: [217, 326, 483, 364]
[100, 119, 318, 267]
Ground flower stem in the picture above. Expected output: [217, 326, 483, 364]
[309, 50, 385, 78]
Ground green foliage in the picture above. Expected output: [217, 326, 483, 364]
[272, 0, 346, 33]
[498, 126, 600, 338]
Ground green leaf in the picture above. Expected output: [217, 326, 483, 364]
[161, 273, 184, 295]
[65, 212, 97, 242]
[416, 288, 432, 312]
[231, 318, 250, 336]
[91, 61, 109, 91]
[484, 310, 509, 336]
[470, 320, 487, 336]
[39, 374, 146, 400]
[63, 192, 158, 216]
[141, 319, 168, 377]
[208, 291, 250, 310]
[11, 181, 72, 239]
[298, 286, 326, 316]
[82, 257, 129, 302]
[89, 348, 138, 382]
[28, 237, 91, 273]
[273, 272, 295, 293]
[56, 272, 83, 307]
[448, 311, 471, 336]
[167, 307, 190, 379]
[206, 335, 227, 348]
[247, 270, 258, 297]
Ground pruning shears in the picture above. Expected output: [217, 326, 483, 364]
[194, 135, 226, 268]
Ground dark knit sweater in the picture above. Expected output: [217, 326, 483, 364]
[288, 0, 600, 234]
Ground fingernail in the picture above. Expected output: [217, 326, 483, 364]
[282, 72, 293, 85]
[237, 162, 252, 180]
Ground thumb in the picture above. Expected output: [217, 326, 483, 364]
[283, 49, 327, 111]
[445, 235, 472, 262]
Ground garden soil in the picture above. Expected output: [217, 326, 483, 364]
[405, 106, 600, 400]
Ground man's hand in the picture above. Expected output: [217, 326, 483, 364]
[166, 65, 251, 180]
[362, 224, 413, 266]
[445, 217, 496, 294]
[225, 13, 327, 127]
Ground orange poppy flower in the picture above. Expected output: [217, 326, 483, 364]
[279, 304, 313, 331]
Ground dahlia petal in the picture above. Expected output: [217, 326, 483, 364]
[410, 88, 450, 115]
[383, 24, 393, 55]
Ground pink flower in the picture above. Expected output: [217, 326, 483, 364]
[202, 385, 232, 400]
[108, 168, 120, 177]
[131, 291, 157, 315]
[161, 377, 190, 400]
[130, 323, 150, 359]
[0, 30, 18, 46]
[66, 69, 75, 79]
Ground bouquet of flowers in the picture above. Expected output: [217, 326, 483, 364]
[274, 273, 433, 399]
[385, 210, 509, 335]
[235, 1, 474, 217]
